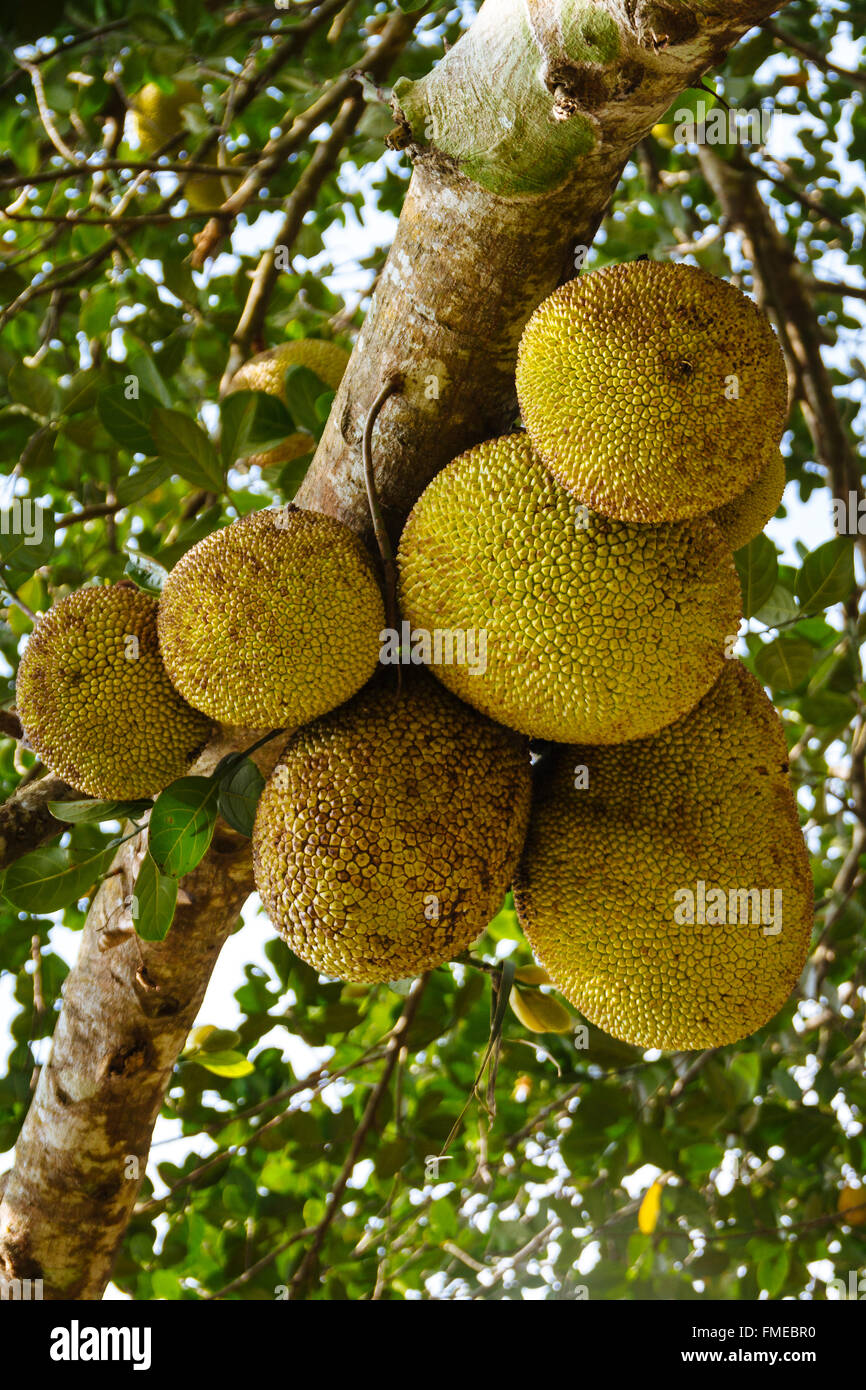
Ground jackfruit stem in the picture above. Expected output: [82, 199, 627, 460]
[362, 374, 403, 634]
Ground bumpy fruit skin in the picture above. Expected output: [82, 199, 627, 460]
[15, 584, 213, 799]
[158, 506, 384, 728]
[397, 433, 741, 743]
[711, 448, 786, 552]
[252, 672, 531, 982]
[226, 341, 350, 470]
[515, 261, 788, 523]
[513, 662, 814, 1050]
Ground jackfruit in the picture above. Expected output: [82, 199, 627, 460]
[515, 261, 788, 523]
[130, 80, 233, 210]
[710, 447, 786, 552]
[513, 662, 813, 1050]
[15, 583, 212, 799]
[131, 80, 200, 152]
[252, 671, 531, 982]
[157, 505, 384, 728]
[225, 340, 350, 471]
[837, 1186, 866, 1227]
[396, 433, 741, 743]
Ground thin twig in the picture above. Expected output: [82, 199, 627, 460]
[288, 976, 428, 1299]
[362, 376, 403, 633]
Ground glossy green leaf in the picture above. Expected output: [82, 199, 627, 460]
[149, 777, 219, 877]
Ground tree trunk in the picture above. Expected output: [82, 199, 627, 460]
[0, 0, 790, 1299]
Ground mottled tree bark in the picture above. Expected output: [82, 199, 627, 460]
[0, 775, 80, 870]
[0, 0, 790, 1299]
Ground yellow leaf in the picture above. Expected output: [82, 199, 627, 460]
[638, 1181, 663, 1234]
[509, 985, 572, 1034]
[514, 964, 551, 986]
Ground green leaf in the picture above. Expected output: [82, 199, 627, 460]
[149, 408, 224, 492]
[798, 691, 856, 727]
[754, 636, 813, 691]
[756, 1245, 790, 1297]
[20, 426, 56, 473]
[1, 842, 114, 913]
[220, 390, 295, 467]
[132, 851, 178, 941]
[149, 777, 219, 877]
[116, 460, 173, 506]
[217, 757, 264, 837]
[753, 584, 798, 629]
[125, 350, 173, 408]
[79, 289, 116, 336]
[735, 534, 778, 618]
[191, 1050, 255, 1078]
[729, 1052, 761, 1105]
[795, 537, 856, 613]
[282, 365, 326, 437]
[60, 369, 103, 417]
[275, 451, 314, 500]
[428, 1197, 459, 1240]
[0, 503, 54, 576]
[187, 1025, 241, 1052]
[123, 550, 169, 595]
[97, 385, 161, 453]
[47, 798, 152, 824]
[7, 362, 57, 417]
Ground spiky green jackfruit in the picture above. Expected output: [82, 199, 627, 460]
[252, 672, 531, 981]
[397, 433, 741, 743]
[711, 448, 786, 552]
[515, 261, 788, 523]
[157, 506, 384, 729]
[513, 662, 814, 1050]
[15, 584, 212, 798]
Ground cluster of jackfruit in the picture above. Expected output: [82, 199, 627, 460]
[396, 259, 811, 1048]
[12, 263, 813, 1052]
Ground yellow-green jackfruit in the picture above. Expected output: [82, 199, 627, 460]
[157, 505, 384, 728]
[15, 583, 212, 799]
[513, 662, 814, 1050]
[225, 340, 350, 471]
[131, 80, 200, 152]
[515, 261, 788, 523]
[711, 447, 786, 552]
[397, 433, 741, 743]
[252, 672, 531, 982]
[130, 80, 234, 209]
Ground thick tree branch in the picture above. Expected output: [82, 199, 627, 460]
[0, 774, 81, 870]
[0, 827, 254, 1299]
